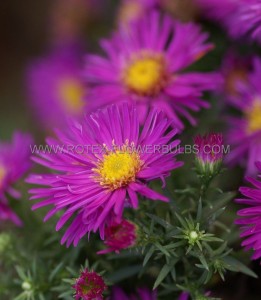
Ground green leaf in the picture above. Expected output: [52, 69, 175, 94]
[143, 246, 155, 266]
[153, 264, 172, 289]
[222, 256, 257, 278]
[155, 242, 170, 257]
[108, 265, 142, 283]
[146, 213, 172, 229]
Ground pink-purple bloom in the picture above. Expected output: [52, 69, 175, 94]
[197, 0, 261, 43]
[220, 50, 253, 98]
[235, 161, 261, 260]
[109, 287, 157, 300]
[194, 133, 223, 176]
[84, 11, 219, 130]
[26, 45, 85, 131]
[178, 292, 189, 300]
[0, 131, 33, 226]
[97, 219, 137, 254]
[226, 57, 261, 175]
[73, 268, 107, 300]
[194, 133, 223, 164]
[27, 103, 182, 246]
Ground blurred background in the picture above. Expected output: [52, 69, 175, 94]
[1, 1, 261, 299]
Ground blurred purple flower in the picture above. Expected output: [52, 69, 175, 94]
[27, 103, 182, 246]
[26, 45, 85, 131]
[197, 0, 261, 43]
[236, 161, 261, 260]
[0, 131, 33, 226]
[226, 57, 261, 175]
[109, 287, 157, 300]
[84, 11, 220, 130]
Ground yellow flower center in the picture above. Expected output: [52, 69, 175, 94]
[58, 78, 85, 114]
[246, 100, 261, 134]
[0, 165, 6, 188]
[123, 53, 169, 96]
[93, 145, 142, 190]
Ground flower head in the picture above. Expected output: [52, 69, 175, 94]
[27, 104, 183, 246]
[26, 45, 85, 131]
[73, 269, 107, 300]
[109, 287, 157, 300]
[220, 51, 253, 98]
[0, 131, 33, 226]
[226, 57, 261, 175]
[84, 11, 219, 130]
[194, 133, 223, 176]
[235, 161, 261, 260]
[97, 219, 137, 254]
[197, 0, 261, 44]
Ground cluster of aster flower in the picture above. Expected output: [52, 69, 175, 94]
[2, 0, 261, 299]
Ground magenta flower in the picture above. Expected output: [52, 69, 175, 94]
[194, 133, 223, 176]
[73, 269, 107, 300]
[97, 219, 137, 255]
[26, 45, 85, 131]
[0, 202, 23, 227]
[27, 104, 183, 246]
[178, 292, 189, 300]
[109, 287, 157, 300]
[84, 11, 219, 130]
[0, 131, 33, 226]
[220, 51, 253, 98]
[235, 161, 261, 260]
[226, 57, 261, 175]
[197, 0, 261, 43]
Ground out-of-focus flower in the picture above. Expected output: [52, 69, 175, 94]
[84, 11, 220, 130]
[26, 45, 85, 131]
[97, 219, 137, 254]
[117, 0, 159, 28]
[220, 51, 252, 98]
[196, 0, 261, 44]
[194, 133, 223, 176]
[0, 131, 33, 226]
[109, 287, 157, 300]
[27, 104, 183, 246]
[178, 291, 189, 300]
[235, 161, 261, 260]
[73, 269, 107, 300]
[226, 57, 261, 175]
[0, 202, 23, 227]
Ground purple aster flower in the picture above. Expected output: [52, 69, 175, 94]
[109, 287, 157, 300]
[194, 133, 223, 176]
[197, 0, 261, 43]
[84, 11, 220, 130]
[26, 103, 183, 246]
[226, 57, 261, 175]
[0, 131, 33, 226]
[26, 45, 85, 131]
[178, 292, 189, 300]
[235, 161, 261, 260]
[0, 202, 23, 227]
[97, 219, 137, 255]
[73, 268, 107, 300]
[220, 50, 253, 98]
